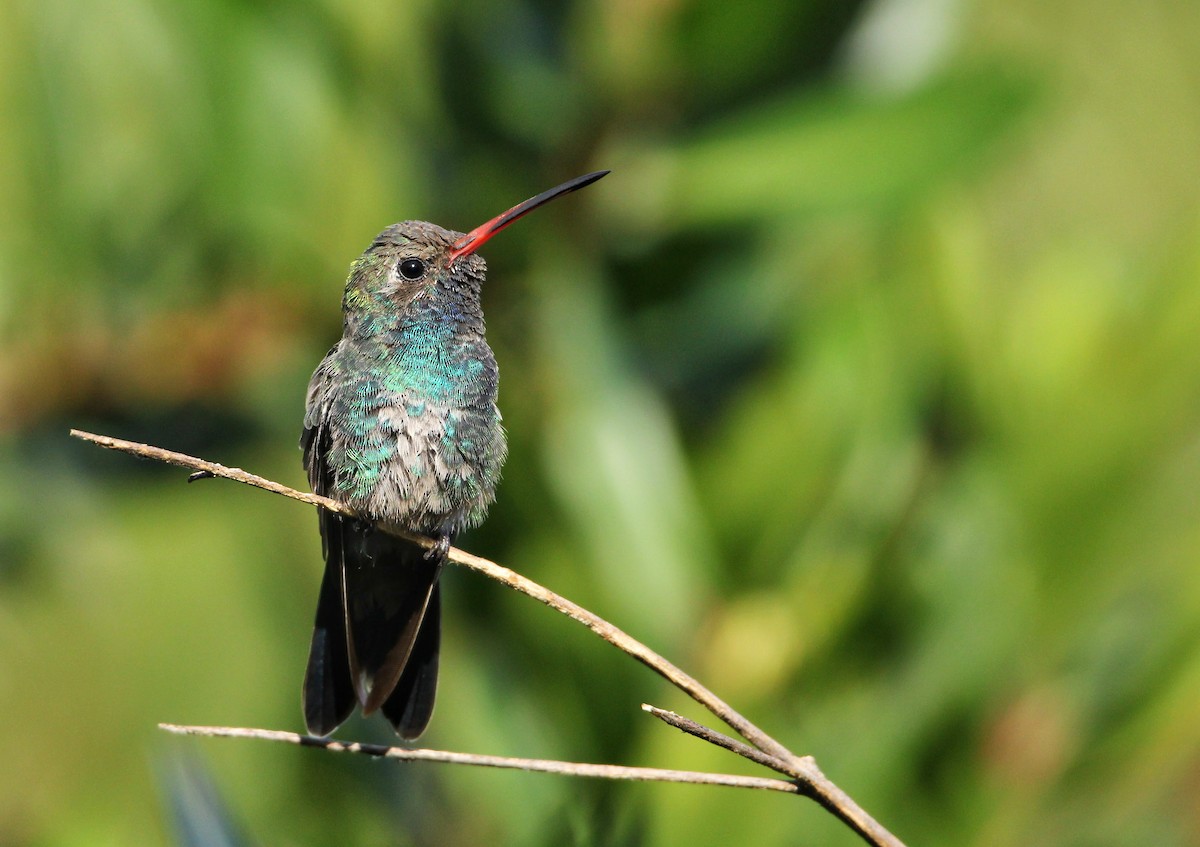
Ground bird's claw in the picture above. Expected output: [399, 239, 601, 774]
[424, 534, 450, 561]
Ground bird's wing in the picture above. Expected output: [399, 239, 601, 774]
[300, 348, 360, 734]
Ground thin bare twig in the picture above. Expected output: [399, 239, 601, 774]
[71, 429, 361, 519]
[73, 429, 906, 847]
[158, 724, 801, 794]
[636, 703, 898, 847]
[70, 429, 785, 758]
[641, 704, 791, 773]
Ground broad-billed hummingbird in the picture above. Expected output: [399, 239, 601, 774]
[301, 171, 609, 738]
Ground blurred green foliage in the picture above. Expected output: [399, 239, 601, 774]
[2, 0, 1200, 844]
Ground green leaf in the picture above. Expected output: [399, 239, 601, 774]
[663, 66, 1037, 225]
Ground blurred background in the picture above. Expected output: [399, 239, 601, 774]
[2, 0, 1199, 844]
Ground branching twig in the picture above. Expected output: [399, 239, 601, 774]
[73, 429, 905, 847]
[69, 430, 782, 756]
[641, 704, 791, 773]
[159, 724, 802, 793]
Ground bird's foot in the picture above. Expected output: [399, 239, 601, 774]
[424, 534, 451, 562]
[355, 517, 376, 536]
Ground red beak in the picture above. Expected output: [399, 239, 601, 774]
[448, 171, 609, 265]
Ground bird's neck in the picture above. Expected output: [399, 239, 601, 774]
[343, 294, 489, 403]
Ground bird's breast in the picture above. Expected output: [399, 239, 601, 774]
[330, 347, 506, 534]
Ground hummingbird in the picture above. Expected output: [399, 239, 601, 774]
[301, 170, 609, 738]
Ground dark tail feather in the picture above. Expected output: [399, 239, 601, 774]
[302, 518, 356, 736]
[303, 511, 442, 737]
[381, 583, 441, 739]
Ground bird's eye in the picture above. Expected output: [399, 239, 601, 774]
[398, 258, 426, 280]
